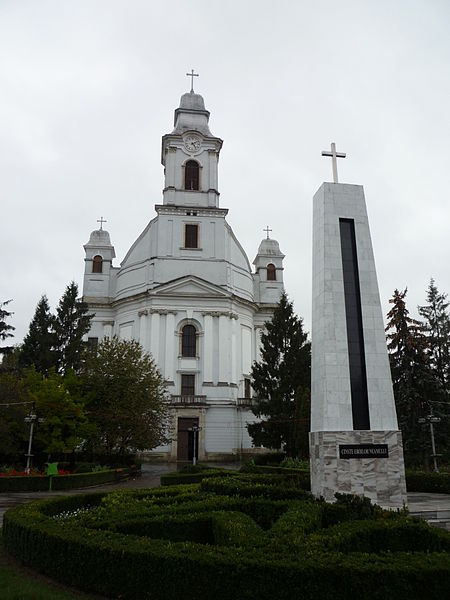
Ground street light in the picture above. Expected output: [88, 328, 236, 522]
[187, 425, 202, 466]
[418, 407, 442, 473]
[24, 404, 44, 474]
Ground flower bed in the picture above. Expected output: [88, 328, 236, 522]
[3, 474, 450, 599]
[0, 468, 133, 493]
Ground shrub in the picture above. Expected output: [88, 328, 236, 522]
[406, 470, 450, 494]
[3, 476, 450, 600]
[252, 452, 286, 466]
[201, 474, 311, 500]
[0, 468, 132, 492]
[161, 468, 237, 486]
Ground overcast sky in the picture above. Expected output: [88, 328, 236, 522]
[1, 0, 449, 348]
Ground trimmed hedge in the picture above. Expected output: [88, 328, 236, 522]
[245, 464, 450, 495]
[3, 475, 450, 599]
[406, 470, 450, 494]
[160, 468, 237, 486]
[241, 464, 311, 488]
[0, 468, 132, 493]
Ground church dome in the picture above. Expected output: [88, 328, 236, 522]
[85, 229, 113, 247]
[172, 91, 212, 136]
[179, 92, 207, 111]
[256, 238, 284, 257]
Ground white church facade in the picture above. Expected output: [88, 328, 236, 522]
[82, 83, 285, 461]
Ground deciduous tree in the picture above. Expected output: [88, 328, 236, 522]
[82, 337, 168, 455]
[25, 367, 92, 457]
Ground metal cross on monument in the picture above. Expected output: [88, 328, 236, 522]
[263, 226, 272, 239]
[321, 142, 346, 183]
[97, 217, 107, 230]
[186, 69, 199, 93]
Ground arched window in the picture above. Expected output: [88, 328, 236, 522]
[181, 324, 197, 357]
[92, 255, 103, 273]
[185, 160, 199, 191]
[267, 263, 276, 281]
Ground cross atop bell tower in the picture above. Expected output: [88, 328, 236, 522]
[186, 69, 199, 93]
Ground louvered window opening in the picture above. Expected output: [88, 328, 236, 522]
[92, 255, 103, 273]
[267, 263, 276, 281]
[185, 160, 199, 190]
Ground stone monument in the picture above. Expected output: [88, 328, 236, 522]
[310, 144, 407, 507]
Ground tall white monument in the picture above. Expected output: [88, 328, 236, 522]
[310, 145, 407, 507]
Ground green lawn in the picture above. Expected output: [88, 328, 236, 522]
[0, 529, 95, 600]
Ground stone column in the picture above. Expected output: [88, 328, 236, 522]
[230, 314, 238, 385]
[138, 310, 148, 350]
[218, 314, 229, 384]
[254, 327, 262, 363]
[150, 311, 160, 364]
[203, 313, 213, 383]
[164, 312, 175, 382]
[208, 149, 218, 190]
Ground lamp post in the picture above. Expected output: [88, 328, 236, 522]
[418, 406, 441, 473]
[24, 404, 44, 474]
[188, 425, 202, 466]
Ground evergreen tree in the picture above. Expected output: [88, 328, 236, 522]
[386, 288, 440, 468]
[19, 295, 57, 374]
[248, 292, 310, 456]
[418, 278, 450, 390]
[54, 282, 93, 373]
[293, 385, 311, 460]
[0, 299, 15, 355]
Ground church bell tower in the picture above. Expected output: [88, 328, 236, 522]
[161, 71, 223, 209]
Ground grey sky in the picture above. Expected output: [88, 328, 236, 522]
[1, 0, 449, 347]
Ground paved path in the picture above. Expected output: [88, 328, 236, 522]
[1, 464, 449, 526]
[0, 463, 177, 523]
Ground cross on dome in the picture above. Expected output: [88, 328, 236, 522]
[263, 226, 272, 239]
[186, 69, 199, 93]
[97, 217, 107, 230]
[321, 142, 346, 183]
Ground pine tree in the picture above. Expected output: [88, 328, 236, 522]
[54, 282, 93, 373]
[0, 299, 15, 355]
[248, 292, 310, 456]
[386, 288, 440, 467]
[418, 278, 450, 390]
[19, 295, 57, 374]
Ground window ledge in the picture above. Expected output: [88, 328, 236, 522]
[179, 247, 203, 251]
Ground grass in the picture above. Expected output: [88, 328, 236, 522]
[0, 529, 99, 600]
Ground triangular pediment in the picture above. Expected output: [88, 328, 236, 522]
[150, 276, 231, 298]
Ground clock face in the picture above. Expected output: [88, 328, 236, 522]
[184, 135, 201, 153]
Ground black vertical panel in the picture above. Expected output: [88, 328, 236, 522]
[339, 219, 370, 430]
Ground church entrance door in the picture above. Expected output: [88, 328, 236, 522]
[177, 417, 199, 461]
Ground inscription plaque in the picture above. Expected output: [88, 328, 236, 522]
[339, 444, 389, 459]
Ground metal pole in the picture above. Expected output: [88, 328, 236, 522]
[429, 420, 439, 473]
[25, 419, 35, 475]
[193, 429, 197, 466]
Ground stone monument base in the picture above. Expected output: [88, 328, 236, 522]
[309, 430, 407, 508]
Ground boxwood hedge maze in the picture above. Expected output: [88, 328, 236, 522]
[3, 474, 450, 599]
